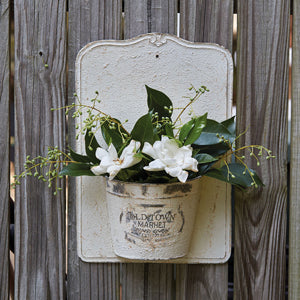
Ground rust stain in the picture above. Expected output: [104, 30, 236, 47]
[211, 203, 216, 213]
[112, 182, 126, 194]
[124, 231, 136, 244]
[163, 183, 192, 194]
[177, 206, 185, 233]
[139, 204, 165, 208]
[142, 185, 148, 196]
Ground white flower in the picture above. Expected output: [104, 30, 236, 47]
[142, 136, 198, 183]
[91, 140, 142, 180]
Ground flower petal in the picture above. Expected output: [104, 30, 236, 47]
[95, 148, 110, 161]
[177, 170, 189, 183]
[144, 159, 166, 171]
[91, 165, 108, 176]
[107, 165, 122, 180]
[121, 155, 142, 169]
[107, 144, 118, 160]
[142, 142, 158, 159]
[121, 140, 140, 159]
[182, 157, 198, 172]
[165, 166, 182, 178]
[165, 167, 188, 183]
[99, 155, 114, 168]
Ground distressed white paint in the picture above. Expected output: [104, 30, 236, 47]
[106, 177, 201, 260]
[75, 33, 233, 263]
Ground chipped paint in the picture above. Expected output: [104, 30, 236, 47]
[75, 33, 233, 263]
[163, 182, 193, 194]
[106, 177, 201, 260]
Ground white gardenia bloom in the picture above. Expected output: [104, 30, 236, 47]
[142, 136, 198, 183]
[91, 140, 142, 180]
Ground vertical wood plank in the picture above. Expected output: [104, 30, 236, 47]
[67, 1, 122, 299]
[124, 0, 177, 39]
[121, 1, 177, 299]
[235, 1, 289, 299]
[290, 1, 300, 298]
[14, 0, 67, 298]
[177, 1, 233, 299]
[176, 264, 228, 299]
[180, 0, 233, 52]
[0, 0, 10, 299]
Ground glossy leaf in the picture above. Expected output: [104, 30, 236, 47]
[164, 123, 175, 138]
[194, 119, 234, 146]
[59, 163, 95, 176]
[131, 113, 157, 144]
[194, 143, 230, 158]
[194, 153, 217, 164]
[221, 116, 236, 135]
[101, 119, 128, 152]
[205, 163, 264, 188]
[85, 130, 100, 164]
[146, 85, 173, 119]
[179, 113, 207, 145]
[69, 148, 91, 163]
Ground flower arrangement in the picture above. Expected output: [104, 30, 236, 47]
[12, 85, 274, 194]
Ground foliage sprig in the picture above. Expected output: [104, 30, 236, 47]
[12, 85, 275, 194]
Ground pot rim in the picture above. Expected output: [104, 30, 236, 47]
[105, 175, 202, 187]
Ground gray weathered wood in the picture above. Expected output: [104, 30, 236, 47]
[67, 1, 122, 299]
[180, 0, 233, 52]
[0, 0, 10, 299]
[121, 264, 174, 300]
[14, 0, 67, 298]
[290, 1, 300, 298]
[124, 0, 177, 39]
[176, 1, 233, 299]
[176, 264, 228, 299]
[121, 1, 178, 299]
[146, 264, 174, 299]
[234, 1, 290, 299]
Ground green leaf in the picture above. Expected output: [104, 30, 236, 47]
[85, 130, 100, 164]
[194, 153, 217, 164]
[59, 163, 95, 177]
[164, 123, 175, 138]
[221, 116, 236, 135]
[193, 143, 230, 158]
[131, 113, 157, 144]
[193, 119, 235, 146]
[179, 113, 207, 145]
[101, 119, 128, 152]
[69, 148, 91, 163]
[205, 163, 264, 188]
[116, 169, 141, 182]
[146, 85, 173, 119]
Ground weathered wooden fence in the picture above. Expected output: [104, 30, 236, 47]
[0, 0, 299, 299]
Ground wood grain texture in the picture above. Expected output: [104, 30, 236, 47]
[13, 0, 66, 298]
[121, 264, 174, 300]
[176, 264, 228, 300]
[180, 0, 233, 52]
[176, 1, 233, 299]
[121, 1, 178, 299]
[67, 1, 122, 299]
[290, 1, 300, 298]
[0, 1, 10, 299]
[234, 1, 289, 299]
[124, 0, 177, 39]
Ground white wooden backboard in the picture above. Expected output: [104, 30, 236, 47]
[75, 33, 233, 263]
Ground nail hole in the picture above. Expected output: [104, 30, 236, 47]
[156, 54, 159, 58]
[39, 51, 43, 56]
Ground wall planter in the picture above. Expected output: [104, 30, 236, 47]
[106, 177, 201, 260]
[75, 33, 233, 263]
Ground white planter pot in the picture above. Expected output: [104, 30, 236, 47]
[105, 177, 201, 260]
